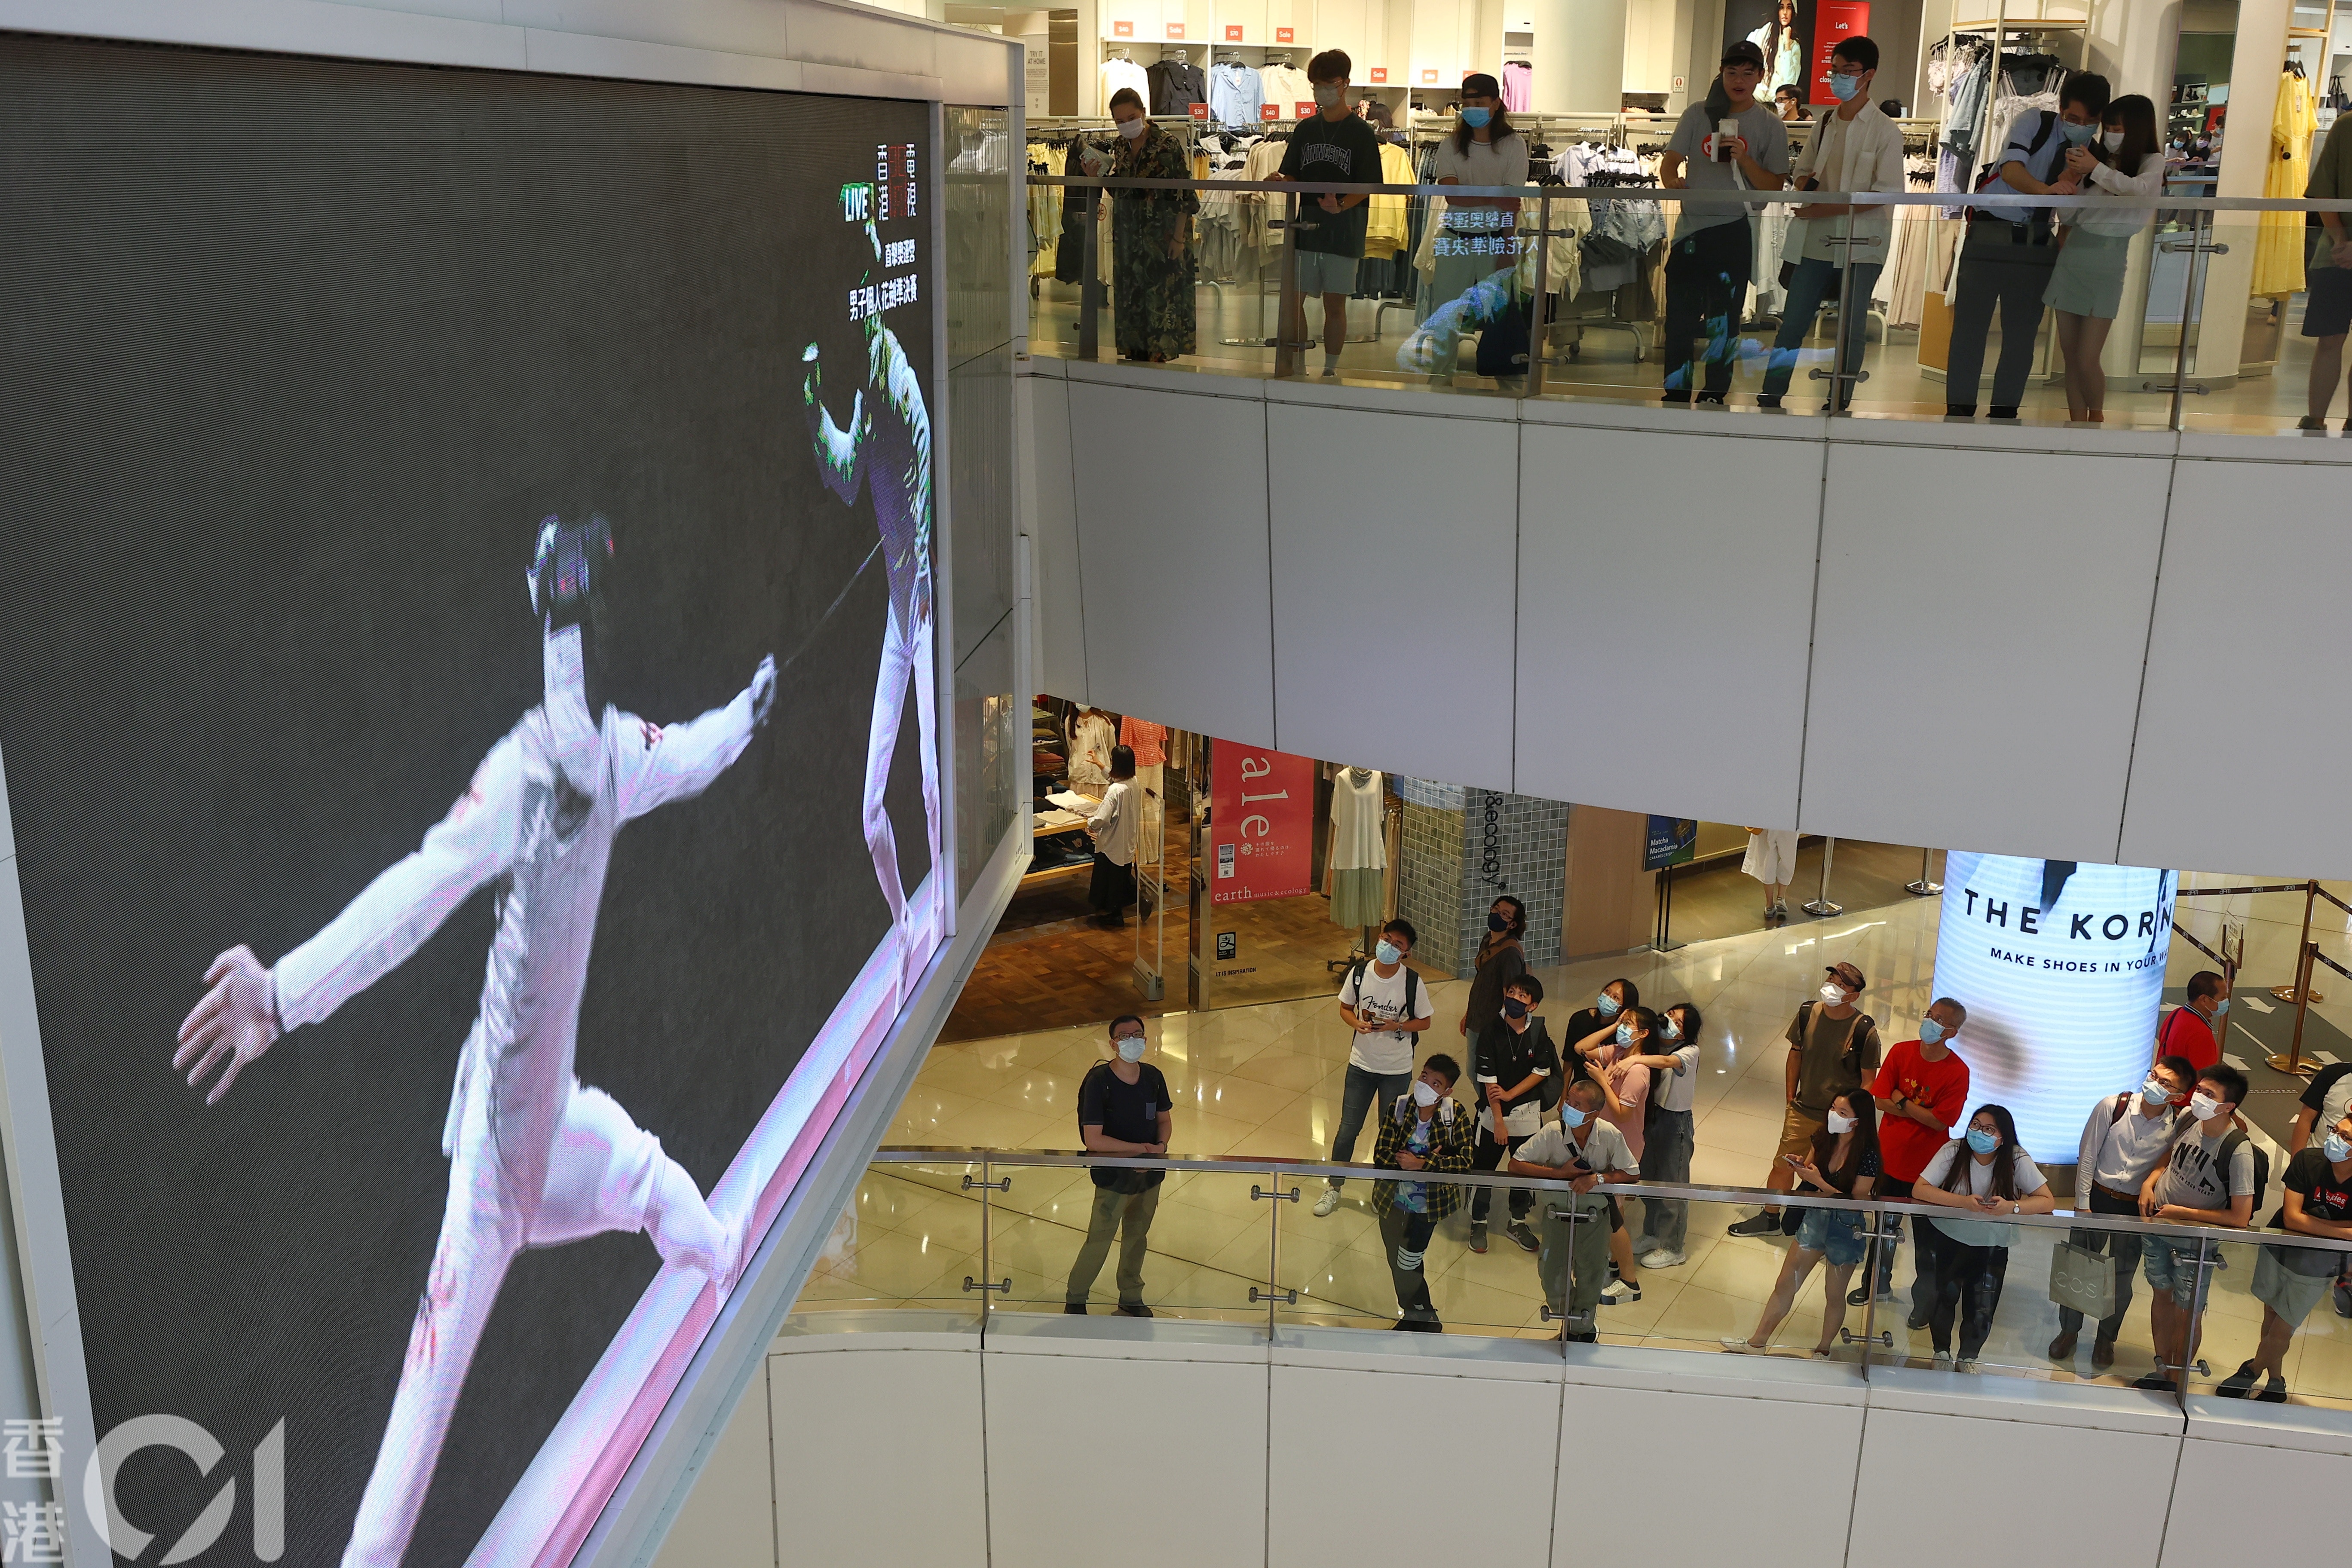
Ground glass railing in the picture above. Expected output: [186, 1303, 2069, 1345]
[793, 1145, 2352, 1412]
[1031, 166, 2352, 438]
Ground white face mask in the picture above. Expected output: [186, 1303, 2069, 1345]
[1116, 1034, 1147, 1062]
[1116, 116, 1147, 140]
[1819, 982, 1847, 1004]
[2189, 1091, 2222, 1122]
[1411, 1078, 1439, 1108]
[2101, 129, 2124, 152]
[1314, 84, 1345, 108]
[543, 622, 603, 788]
[1825, 1111, 1856, 1134]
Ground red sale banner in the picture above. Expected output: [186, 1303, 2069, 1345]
[1209, 744, 1314, 904]
[1275, 26, 1294, 41]
[1420, 68, 1439, 83]
[1369, 67, 1388, 83]
[1225, 22, 1244, 40]
[1165, 21, 1185, 38]
[1809, 0, 1870, 105]
[1189, 101, 1210, 119]
[1112, 18, 1133, 36]
[1260, 102, 1282, 120]
[1294, 100, 1315, 117]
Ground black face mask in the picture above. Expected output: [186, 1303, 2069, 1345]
[1502, 998, 1530, 1020]
[1488, 913, 1510, 934]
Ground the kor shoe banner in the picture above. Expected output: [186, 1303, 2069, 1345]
[1208, 744, 1317, 903]
[0, 34, 943, 1568]
[1931, 854, 2178, 1162]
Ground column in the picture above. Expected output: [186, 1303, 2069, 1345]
[1529, 0, 1629, 113]
[2095, 0, 2186, 377]
[2191, 0, 2293, 378]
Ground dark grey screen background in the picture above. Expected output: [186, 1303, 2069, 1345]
[0, 34, 934, 1563]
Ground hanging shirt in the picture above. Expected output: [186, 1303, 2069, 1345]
[1501, 61, 1532, 113]
[1118, 716, 1168, 766]
[1100, 56, 1149, 112]
[1329, 768, 1387, 872]
[1209, 61, 1265, 126]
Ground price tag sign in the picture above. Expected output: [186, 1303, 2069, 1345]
[1261, 103, 1282, 120]
[1275, 26, 1294, 41]
[1369, 67, 1388, 83]
[1420, 68, 1438, 83]
[1225, 23, 1243, 40]
[1189, 101, 1210, 119]
[1165, 21, 1184, 38]
[1295, 101, 1315, 117]
[1112, 19, 1133, 36]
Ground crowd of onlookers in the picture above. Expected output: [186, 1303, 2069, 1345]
[1060, 898, 2352, 1399]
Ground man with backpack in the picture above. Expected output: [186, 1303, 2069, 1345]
[2135, 1063, 2260, 1391]
[1944, 72, 2110, 420]
[1464, 973, 1559, 1255]
[1314, 919, 1434, 1218]
[2051, 1055, 2193, 1372]
[1727, 961, 1880, 1237]
[1065, 1015, 1174, 1316]
[1370, 1053, 1475, 1331]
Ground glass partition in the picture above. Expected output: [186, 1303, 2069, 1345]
[790, 1158, 984, 1315]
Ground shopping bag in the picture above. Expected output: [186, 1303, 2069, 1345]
[2047, 1238, 2116, 1320]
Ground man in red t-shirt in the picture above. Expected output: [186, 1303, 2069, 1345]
[1855, 996, 1972, 1308]
[2155, 970, 2230, 1076]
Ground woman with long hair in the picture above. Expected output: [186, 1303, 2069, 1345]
[1459, 893, 1528, 1091]
[1723, 1090, 1881, 1357]
[1749, 0, 1807, 96]
[1421, 72, 1528, 377]
[1910, 1104, 2056, 1371]
[2045, 93, 2164, 420]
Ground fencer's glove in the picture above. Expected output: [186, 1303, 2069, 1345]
[801, 343, 823, 408]
[750, 654, 778, 730]
[174, 944, 283, 1105]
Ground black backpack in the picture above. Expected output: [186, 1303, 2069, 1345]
[2216, 1127, 2272, 1217]
[1972, 109, 2060, 197]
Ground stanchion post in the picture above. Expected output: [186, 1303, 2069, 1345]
[1905, 846, 1942, 897]
[2273, 940, 2321, 1078]
[1802, 835, 1844, 918]
[2273, 879, 2324, 1005]
[1653, 861, 1686, 953]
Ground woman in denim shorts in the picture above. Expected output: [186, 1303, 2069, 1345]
[1723, 1091, 1883, 1357]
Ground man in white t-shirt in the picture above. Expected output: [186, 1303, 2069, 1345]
[2135, 1063, 2258, 1392]
[1314, 918, 1435, 1216]
[1512, 1079, 1640, 1341]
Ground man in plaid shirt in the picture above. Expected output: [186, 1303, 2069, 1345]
[1370, 1053, 1474, 1332]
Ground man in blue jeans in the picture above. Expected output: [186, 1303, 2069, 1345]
[1314, 919, 1433, 1217]
[1758, 36, 1905, 411]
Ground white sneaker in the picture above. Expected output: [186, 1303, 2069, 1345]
[1601, 1279, 1641, 1304]
[1934, 1350, 1953, 1369]
[1954, 1358, 1980, 1374]
[1313, 1185, 1341, 1218]
[1640, 1249, 1686, 1270]
[1719, 1336, 1757, 1354]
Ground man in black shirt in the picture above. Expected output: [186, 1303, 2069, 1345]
[1467, 975, 1558, 1254]
[1066, 1015, 1174, 1315]
[1273, 49, 1381, 377]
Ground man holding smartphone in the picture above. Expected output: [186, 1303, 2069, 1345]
[1658, 39, 1791, 404]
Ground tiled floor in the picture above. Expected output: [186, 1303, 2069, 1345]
[802, 870, 2352, 1406]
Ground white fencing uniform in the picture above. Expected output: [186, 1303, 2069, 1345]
[273, 680, 763, 1567]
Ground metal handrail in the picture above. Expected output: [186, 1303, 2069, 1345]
[870, 1145, 2352, 1256]
[1035, 172, 2352, 212]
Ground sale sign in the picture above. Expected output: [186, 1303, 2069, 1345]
[1113, 18, 1133, 36]
[1165, 21, 1185, 38]
[1208, 743, 1315, 904]
[1369, 67, 1388, 83]
[1808, 0, 1870, 105]
[1275, 25, 1294, 40]
[1225, 22, 1243, 40]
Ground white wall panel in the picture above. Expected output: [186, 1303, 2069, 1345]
[767, 1348, 987, 1568]
[1070, 381, 1276, 744]
[1268, 1363, 1557, 1567]
[985, 1351, 1270, 1567]
[1021, 374, 1089, 701]
[2120, 459, 2352, 879]
[1515, 424, 1819, 824]
[1801, 443, 2171, 861]
[1266, 403, 1517, 787]
[1853, 1406, 2176, 1568]
[2160, 1404, 2352, 1566]
[652, 1363, 776, 1568]
[1556, 1382, 1862, 1568]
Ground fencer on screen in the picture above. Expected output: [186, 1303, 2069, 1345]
[170, 515, 777, 1566]
[804, 179, 941, 1000]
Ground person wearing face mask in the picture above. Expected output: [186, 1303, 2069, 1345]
[2136, 1064, 2257, 1391]
[1723, 1091, 1881, 1357]
[1081, 744, 1141, 926]
[1423, 74, 1530, 380]
[1657, 40, 1792, 405]
[2052, 1056, 2194, 1371]
[1944, 73, 2110, 420]
[1773, 84, 1811, 123]
[1910, 1104, 2054, 1370]
[2154, 969, 2230, 1076]
[1370, 1054, 1474, 1331]
[1513, 1078, 1641, 1342]
[1856, 997, 1972, 1311]
[1271, 50, 1382, 378]
[2228, 1111, 2352, 1400]
[1562, 977, 1640, 1090]
[2044, 95, 2163, 423]
[1105, 87, 1199, 364]
[1460, 895, 1528, 1096]
[1467, 975, 1557, 1254]
[1729, 963, 1880, 1237]
[1067, 1016, 1174, 1315]
[1585, 1006, 1657, 1303]
[1631, 1002, 1703, 1269]
[1316, 919, 1435, 1217]
[1757, 37, 1906, 413]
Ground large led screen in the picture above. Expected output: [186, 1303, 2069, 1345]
[0, 35, 942, 1565]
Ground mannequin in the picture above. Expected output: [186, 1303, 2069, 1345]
[1329, 766, 1388, 935]
[1066, 705, 1116, 797]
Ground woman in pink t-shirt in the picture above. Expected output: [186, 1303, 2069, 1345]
[1586, 1008, 1654, 1306]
